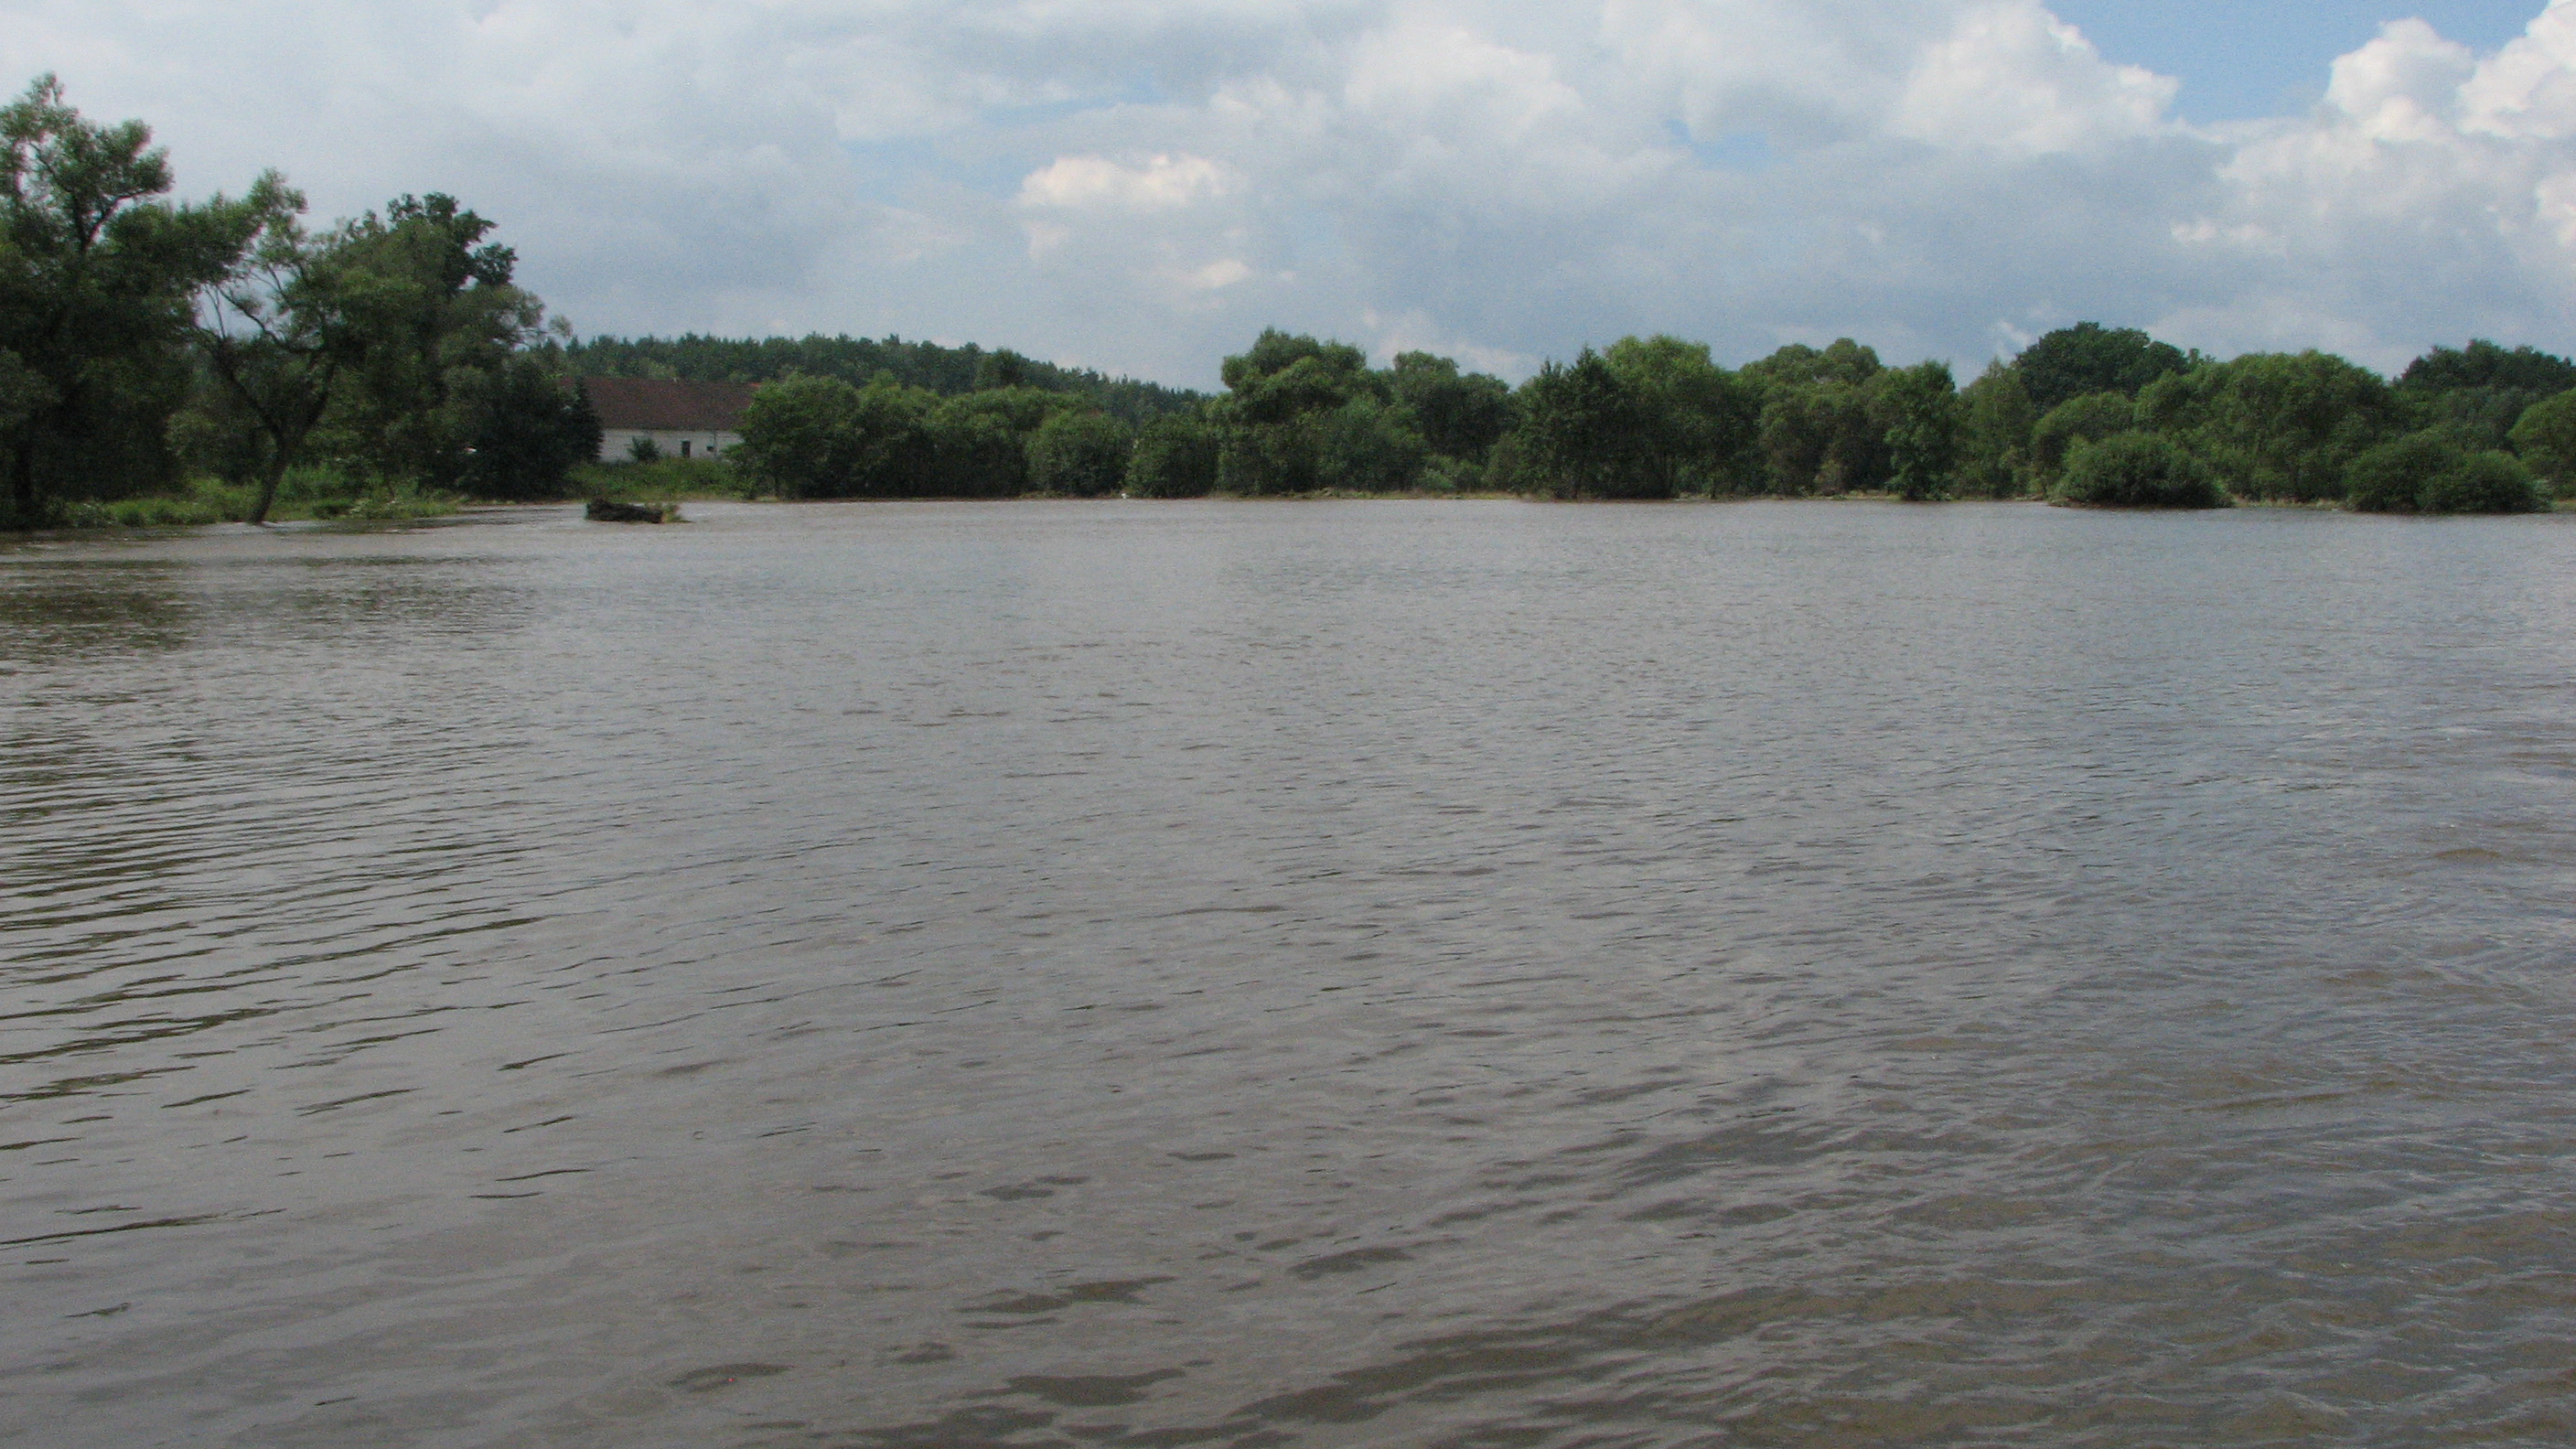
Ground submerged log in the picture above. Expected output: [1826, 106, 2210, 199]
[585, 499, 677, 524]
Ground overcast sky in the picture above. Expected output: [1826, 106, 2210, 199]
[9, 2, 2576, 386]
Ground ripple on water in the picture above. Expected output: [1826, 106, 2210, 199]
[4, 501, 2575, 1447]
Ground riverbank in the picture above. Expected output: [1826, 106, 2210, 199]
[20, 480, 2571, 534]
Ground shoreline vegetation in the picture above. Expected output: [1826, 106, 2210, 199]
[5, 78, 2571, 535]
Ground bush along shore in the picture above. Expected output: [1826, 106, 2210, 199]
[716, 327, 2570, 514]
[4, 75, 2568, 530]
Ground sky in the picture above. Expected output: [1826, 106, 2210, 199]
[7, 1, 2576, 387]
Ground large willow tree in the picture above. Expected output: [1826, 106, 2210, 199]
[0, 76, 260, 525]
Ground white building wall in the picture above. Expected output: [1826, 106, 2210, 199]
[600, 429, 743, 462]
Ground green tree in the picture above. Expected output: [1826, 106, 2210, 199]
[2013, 322, 2190, 413]
[0, 75, 263, 524]
[1388, 351, 1514, 463]
[1603, 335, 1760, 495]
[1955, 360, 2037, 497]
[1026, 410, 1132, 497]
[195, 176, 357, 522]
[2055, 432, 2225, 509]
[2398, 340, 2576, 450]
[1221, 329, 1373, 401]
[1215, 417, 1320, 495]
[925, 387, 1078, 496]
[2344, 431, 2461, 512]
[1742, 340, 1889, 495]
[2030, 391, 2135, 490]
[1124, 414, 1219, 497]
[318, 193, 544, 488]
[924, 405, 1023, 497]
[1877, 360, 1960, 500]
[1514, 349, 1659, 498]
[733, 375, 861, 497]
[1755, 384, 1833, 495]
[1742, 338, 1883, 389]
[1757, 381, 1884, 495]
[2506, 388, 2576, 497]
[1211, 328, 1406, 494]
[458, 358, 600, 500]
[1315, 395, 1427, 492]
[2419, 451, 2542, 513]
[2139, 352, 2397, 502]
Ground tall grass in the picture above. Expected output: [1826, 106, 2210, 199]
[53, 468, 459, 528]
[573, 457, 751, 501]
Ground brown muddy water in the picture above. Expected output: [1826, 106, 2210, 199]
[4, 499, 2574, 1448]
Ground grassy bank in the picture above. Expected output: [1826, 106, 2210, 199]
[53, 471, 460, 528]
[574, 458, 751, 503]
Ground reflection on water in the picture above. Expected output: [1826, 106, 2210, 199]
[4, 501, 2574, 1447]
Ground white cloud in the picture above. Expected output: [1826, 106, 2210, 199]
[1892, 3, 2177, 154]
[1019, 154, 1240, 210]
[8, 0, 2576, 382]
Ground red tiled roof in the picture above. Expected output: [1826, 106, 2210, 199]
[582, 377, 759, 431]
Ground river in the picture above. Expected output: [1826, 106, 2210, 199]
[5, 499, 2573, 1446]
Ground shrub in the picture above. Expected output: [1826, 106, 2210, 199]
[2420, 451, 2543, 514]
[574, 457, 746, 500]
[1416, 455, 1481, 494]
[2030, 391, 2136, 488]
[1315, 396, 1426, 492]
[2345, 432, 2462, 512]
[2507, 388, 2576, 498]
[1124, 416, 1218, 498]
[2053, 432, 2226, 509]
[733, 375, 935, 498]
[2345, 435, 2542, 513]
[1025, 411, 1132, 497]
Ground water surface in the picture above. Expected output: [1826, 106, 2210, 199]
[5, 500, 2573, 1446]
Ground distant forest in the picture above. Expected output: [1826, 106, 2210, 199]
[566, 334, 1205, 427]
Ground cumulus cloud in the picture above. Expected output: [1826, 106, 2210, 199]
[1892, 3, 2178, 154]
[9, 0, 2576, 381]
[1020, 154, 1240, 211]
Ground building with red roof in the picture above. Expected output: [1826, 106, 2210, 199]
[583, 378, 759, 462]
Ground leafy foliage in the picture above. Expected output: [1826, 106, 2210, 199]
[2396, 340, 2576, 451]
[1603, 335, 1759, 496]
[1026, 411, 1133, 497]
[567, 333, 1202, 426]
[1955, 361, 2036, 497]
[1516, 349, 1660, 499]
[2030, 392, 2135, 489]
[2054, 433, 2225, 509]
[2345, 431, 2463, 512]
[0, 76, 265, 523]
[2139, 352, 2397, 502]
[2013, 323, 2190, 413]
[462, 359, 601, 500]
[1124, 415, 1219, 498]
[2346, 429, 2544, 513]
[1389, 351, 1515, 463]
[2419, 451, 2543, 513]
[2506, 388, 2576, 496]
[1880, 360, 1961, 501]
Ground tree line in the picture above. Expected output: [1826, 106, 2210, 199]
[568, 334, 1201, 428]
[0, 76, 597, 528]
[726, 324, 2574, 514]
[7, 74, 2569, 529]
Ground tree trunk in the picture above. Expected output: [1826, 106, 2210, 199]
[248, 451, 289, 526]
[7, 434, 38, 528]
